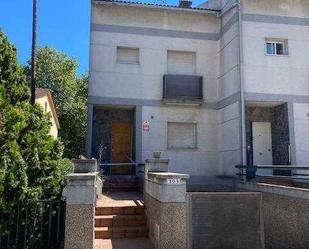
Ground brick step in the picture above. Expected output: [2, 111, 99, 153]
[95, 206, 145, 216]
[95, 214, 146, 227]
[95, 226, 148, 239]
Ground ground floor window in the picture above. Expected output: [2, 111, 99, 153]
[167, 122, 197, 149]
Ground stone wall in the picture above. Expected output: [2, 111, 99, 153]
[234, 180, 309, 249]
[64, 205, 94, 249]
[144, 171, 189, 249]
[188, 192, 264, 249]
[145, 194, 187, 249]
[262, 192, 309, 249]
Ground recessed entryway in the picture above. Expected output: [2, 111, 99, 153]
[92, 106, 135, 175]
[246, 102, 291, 176]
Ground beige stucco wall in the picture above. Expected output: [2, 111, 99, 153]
[36, 95, 58, 138]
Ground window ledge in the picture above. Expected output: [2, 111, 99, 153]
[116, 61, 140, 65]
[162, 98, 203, 106]
[265, 54, 289, 57]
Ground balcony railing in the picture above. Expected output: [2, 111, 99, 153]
[163, 74, 203, 102]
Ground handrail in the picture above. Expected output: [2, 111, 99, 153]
[235, 164, 309, 181]
[99, 155, 138, 175]
[100, 162, 138, 166]
[236, 165, 309, 170]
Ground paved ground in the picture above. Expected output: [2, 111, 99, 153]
[95, 238, 154, 249]
[97, 191, 144, 207]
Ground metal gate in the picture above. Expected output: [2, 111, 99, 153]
[0, 200, 66, 249]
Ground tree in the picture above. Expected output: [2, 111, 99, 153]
[25, 47, 88, 158]
[0, 30, 73, 233]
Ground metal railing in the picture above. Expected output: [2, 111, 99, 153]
[163, 74, 203, 100]
[0, 199, 66, 249]
[235, 165, 309, 180]
[99, 155, 138, 176]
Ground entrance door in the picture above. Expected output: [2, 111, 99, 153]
[252, 122, 273, 175]
[111, 122, 133, 174]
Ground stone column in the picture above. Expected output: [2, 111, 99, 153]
[63, 159, 100, 249]
[145, 172, 189, 249]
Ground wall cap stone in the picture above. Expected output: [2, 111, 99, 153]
[72, 159, 98, 173]
[66, 172, 97, 180]
[148, 172, 190, 179]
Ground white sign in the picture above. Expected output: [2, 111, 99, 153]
[143, 121, 150, 131]
[166, 178, 181, 184]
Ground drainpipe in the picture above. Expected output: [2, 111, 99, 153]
[236, 0, 247, 180]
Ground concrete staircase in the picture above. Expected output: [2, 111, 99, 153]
[103, 175, 139, 192]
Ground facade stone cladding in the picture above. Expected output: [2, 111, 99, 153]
[262, 192, 309, 249]
[145, 193, 187, 249]
[64, 204, 94, 249]
[271, 104, 290, 166]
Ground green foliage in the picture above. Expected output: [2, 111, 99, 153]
[0, 30, 73, 233]
[25, 47, 88, 158]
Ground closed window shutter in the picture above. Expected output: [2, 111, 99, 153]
[167, 122, 197, 149]
[117, 47, 139, 64]
[167, 51, 196, 74]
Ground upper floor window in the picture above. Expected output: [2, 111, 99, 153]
[117, 47, 139, 64]
[167, 50, 196, 75]
[265, 39, 288, 55]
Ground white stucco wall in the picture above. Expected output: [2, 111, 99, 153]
[242, 0, 309, 96]
[293, 103, 309, 165]
[89, 4, 220, 103]
[142, 106, 221, 177]
[218, 102, 242, 175]
[242, 0, 309, 18]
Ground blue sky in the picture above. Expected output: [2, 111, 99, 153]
[0, 0, 206, 75]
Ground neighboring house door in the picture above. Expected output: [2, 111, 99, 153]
[252, 122, 273, 175]
[111, 122, 133, 174]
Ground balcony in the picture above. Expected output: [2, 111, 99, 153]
[163, 74, 203, 105]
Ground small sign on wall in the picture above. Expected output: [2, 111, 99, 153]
[166, 178, 181, 184]
[143, 120, 150, 131]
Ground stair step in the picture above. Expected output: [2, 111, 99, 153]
[96, 206, 145, 215]
[95, 214, 146, 227]
[95, 226, 148, 239]
[105, 175, 139, 183]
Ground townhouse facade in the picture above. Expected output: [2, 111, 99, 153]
[86, 0, 309, 185]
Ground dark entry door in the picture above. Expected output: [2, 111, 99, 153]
[111, 122, 132, 174]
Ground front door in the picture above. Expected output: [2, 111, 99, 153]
[252, 122, 273, 175]
[111, 122, 133, 174]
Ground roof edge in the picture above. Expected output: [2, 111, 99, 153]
[93, 0, 221, 14]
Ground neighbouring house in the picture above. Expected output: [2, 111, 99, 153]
[86, 0, 309, 185]
[35, 88, 60, 138]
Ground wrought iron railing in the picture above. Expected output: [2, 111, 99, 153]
[0, 199, 66, 249]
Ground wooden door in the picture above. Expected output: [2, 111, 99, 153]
[111, 122, 132, 174]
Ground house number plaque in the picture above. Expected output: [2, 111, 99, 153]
[166, 178, 181, 184]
